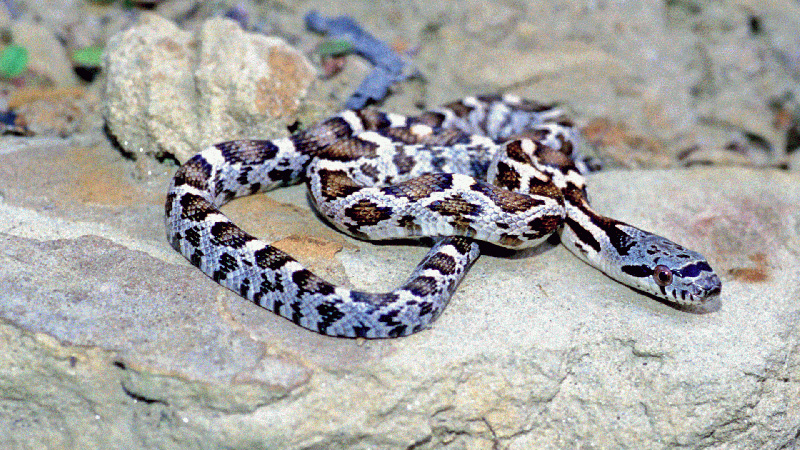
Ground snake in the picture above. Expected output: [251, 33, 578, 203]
[165, 95, 722, 338]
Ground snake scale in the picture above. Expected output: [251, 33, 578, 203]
[166, 95, 722, 338]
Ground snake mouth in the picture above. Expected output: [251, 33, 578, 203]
[693, 281, 722, 304]
[705, 284, 722, 298]
[673, 281, 721, 305]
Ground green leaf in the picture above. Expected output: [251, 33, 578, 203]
[315, 39, 354, 56]
[0, 45, 29, 78]
[72, 46, 104, 67]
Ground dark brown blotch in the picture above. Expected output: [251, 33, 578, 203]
[184, 227, 201, 248]
[173, 157, 213, 191]
[392, 146, 417, 175]
[316, 168, 361, 201]
[318, 137, 379, 161]
[397, 214, 422, 234]
[526, 178, 563, 203]
[382, 126, 467, 146]
[215, 140, 279, 164]
[428, 193, 482, 217]
[403, 276, 439, 297]
[358, 162, 382, 183]
[179, 193, 216, 222]
[492, 161, 521, 191]
[354, 109, 392, 130]
[315, 302, 346, 327]
[447, 236, 476, 254]
[290, 117, 356, 155]
[210, 221, 253, 248]
[344, 199, 393, 226]
[564, 184, 630, 256]
[563, 184, 590, 209]
[504, 140, 535, 165]
[523, 214, 562, 240]
[383, 173, 450, 202]
[292, 269, 335, 296]
[422, 253, 458, 275]
[254, 246, 294, 270]
[165, 192, 176, 218]
[471, 182, 544, 214]
[564, 216, 601, 253]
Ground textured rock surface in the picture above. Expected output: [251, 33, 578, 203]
[2, 0, 800, 449]
[103, 14, 316, 163]
[254, 0, 800, 169]
[10, 20, 80, 87]
[101, 1, 800, 170]
[0, 135, 798, 449]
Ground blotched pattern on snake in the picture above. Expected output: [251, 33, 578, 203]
[165, 95, 722, 338]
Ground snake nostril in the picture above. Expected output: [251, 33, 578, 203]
[705, 284, 722, 298]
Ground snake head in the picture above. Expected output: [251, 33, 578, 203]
[617, 230, 722, 305]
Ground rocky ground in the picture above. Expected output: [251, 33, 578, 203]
[0, 1, 799, 449]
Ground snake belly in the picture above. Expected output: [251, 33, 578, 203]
[165, 95, 722, 338]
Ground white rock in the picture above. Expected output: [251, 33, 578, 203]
[103, 13, 316, 163]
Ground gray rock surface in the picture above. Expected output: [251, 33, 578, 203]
[101, 1, 800, 170]
[2, 1, 800, 449]
[0, 135, 798, 449]
[10, 20, 80, 87]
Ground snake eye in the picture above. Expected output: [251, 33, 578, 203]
[653, 265, 673, 286]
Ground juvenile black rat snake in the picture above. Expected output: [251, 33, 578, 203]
[166, 95, 722, 338]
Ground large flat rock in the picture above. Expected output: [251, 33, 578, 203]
[0, 136, 797, 449]
[2, 0, 799, 447]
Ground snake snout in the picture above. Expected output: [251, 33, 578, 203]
[698, 275, 722, 302]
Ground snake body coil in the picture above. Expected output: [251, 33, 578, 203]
[166, 95, 722, 338]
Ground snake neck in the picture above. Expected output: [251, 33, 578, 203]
[559, 183, 623, 271]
